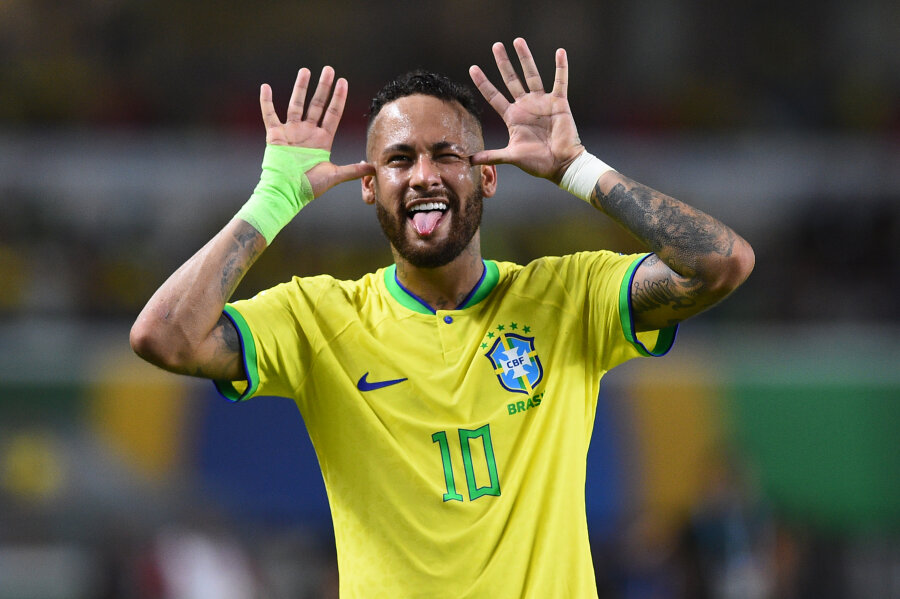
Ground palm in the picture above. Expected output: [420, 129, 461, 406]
[267, 117, 333, 149]
[470, 39, 584, 183]
[501, 96, 580, 179]
[259, 66, 373, 196]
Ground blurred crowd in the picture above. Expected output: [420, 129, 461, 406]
[1, 0, 898, 133]
[1, 180, 899, 324]
[2, 429, 897, 599]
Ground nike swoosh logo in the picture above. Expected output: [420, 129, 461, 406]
[357, 372, 408, 392]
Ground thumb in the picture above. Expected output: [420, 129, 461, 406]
[309, 161, 375, 197]
[470, 148, 512, 166]
[331, 161, 375, 184]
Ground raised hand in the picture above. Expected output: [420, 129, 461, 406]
[468, 38, 584, 184]
[259, 66, 373, 197]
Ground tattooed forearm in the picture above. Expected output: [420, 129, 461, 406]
[219, 224, 265, 299]
[591, 179, 737, 276]
[588, 173, 754, 329]
[220, 244, 244, 298]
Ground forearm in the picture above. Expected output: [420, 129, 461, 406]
[590, 171, 754, 329]
[591, 173, 746, 281]
[130, 219, 265, 378]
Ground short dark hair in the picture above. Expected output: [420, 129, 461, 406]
[367, 70, 482, 130]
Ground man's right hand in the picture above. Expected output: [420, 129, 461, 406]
[260, 66, 373, 198]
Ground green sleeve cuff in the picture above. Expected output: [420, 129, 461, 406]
[618, 254, 678, 357]
[213, 305, 261, 402]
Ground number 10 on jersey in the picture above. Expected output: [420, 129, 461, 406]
[432, 424, 501, 502]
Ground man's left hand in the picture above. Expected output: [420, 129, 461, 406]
[469, 38, 584, 184]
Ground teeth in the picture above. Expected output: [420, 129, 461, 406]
[408, 202, 447, 213]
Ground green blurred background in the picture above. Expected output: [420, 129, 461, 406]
[1, 1, 898, 597]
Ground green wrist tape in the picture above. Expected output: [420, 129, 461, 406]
[235, 144, 331, 244]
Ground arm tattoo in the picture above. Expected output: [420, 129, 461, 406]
[220, 225, 264, 299]
[591, 179, 737, 275]
[198, 223, 260, 380]
[589, 175, 751, 328]
[190, 314, 242, 379]
[631, 273, 700, 313]
[216, 313, 241, 353]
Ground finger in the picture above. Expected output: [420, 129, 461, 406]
[308, 161, 375, 198]
[305, 65, 335, 124]
[286, 68, 311, 122]
[469, 65, 511, 117]
[492, 41, 526, 99]
[334, 161, 376, 182]
[259, 83, 282, 131]
[320, 77, 348, 136]
[551, 48, 568, 98]
[513, 37, 544, 93]
[469, 148, 512, 166]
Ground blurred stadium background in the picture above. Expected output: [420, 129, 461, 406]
[1, 1, 898, 597]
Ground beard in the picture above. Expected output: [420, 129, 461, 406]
[375, 185, 484, 269]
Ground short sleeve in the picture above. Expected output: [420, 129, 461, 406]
[617, 253, 678, 358]
[213, 280, 318, 402]
[558, 251, 677, 372]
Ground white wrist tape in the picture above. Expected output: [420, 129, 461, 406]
[558, 151, 615, 203]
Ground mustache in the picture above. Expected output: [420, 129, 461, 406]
[405, 189, 452, 201]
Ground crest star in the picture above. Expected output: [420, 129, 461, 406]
[523, 326, 531, 333]
[487, 332, 495, 338]
[481, 343, 487, 349]
[510, 322, 518, 330]
[497, 324, 505, 331]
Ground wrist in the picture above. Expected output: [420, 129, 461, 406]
[558, 150, 615, 203]
[234, 145, 330, 244]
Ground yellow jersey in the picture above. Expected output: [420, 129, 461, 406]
[215, 251, 676, 598]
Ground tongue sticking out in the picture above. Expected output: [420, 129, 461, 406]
[411, 210, 443, 236]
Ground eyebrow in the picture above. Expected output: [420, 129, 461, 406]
[381, 141, 466, 156]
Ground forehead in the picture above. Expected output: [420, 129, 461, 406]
[367, 94, 481, 155]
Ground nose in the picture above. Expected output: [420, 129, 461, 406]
[409, 155, 441, 190]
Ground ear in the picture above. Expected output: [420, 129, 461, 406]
[361, 174, 376, 205]
[479, 165, 498, 198]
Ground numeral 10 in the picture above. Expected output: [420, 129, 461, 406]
[431, 423, 501, 502]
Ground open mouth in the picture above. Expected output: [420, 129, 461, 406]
[407, 201, 448, 236]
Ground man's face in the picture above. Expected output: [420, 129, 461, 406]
[362, 94, 497, 269]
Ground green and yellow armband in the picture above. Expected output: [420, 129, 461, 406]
[234, 144, 330, 244]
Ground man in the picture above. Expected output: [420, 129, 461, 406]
[131, 38, 753, 597]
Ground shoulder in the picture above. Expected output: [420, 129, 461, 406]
[489, 252, 647, 312]
[496, 251, 635, 282]
[235, 267, 389, 312]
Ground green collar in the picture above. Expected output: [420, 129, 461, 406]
[383, 260, 500, 314]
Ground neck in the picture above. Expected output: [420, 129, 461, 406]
[392, 236, 484, 311]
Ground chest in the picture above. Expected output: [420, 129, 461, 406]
[305, 299, 583, 425]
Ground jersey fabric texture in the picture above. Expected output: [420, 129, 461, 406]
[215, 251, 677, 598]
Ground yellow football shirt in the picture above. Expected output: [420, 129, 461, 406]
[215, 251, 676, 598]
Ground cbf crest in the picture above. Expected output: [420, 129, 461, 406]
[482, 322, 544, 394]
